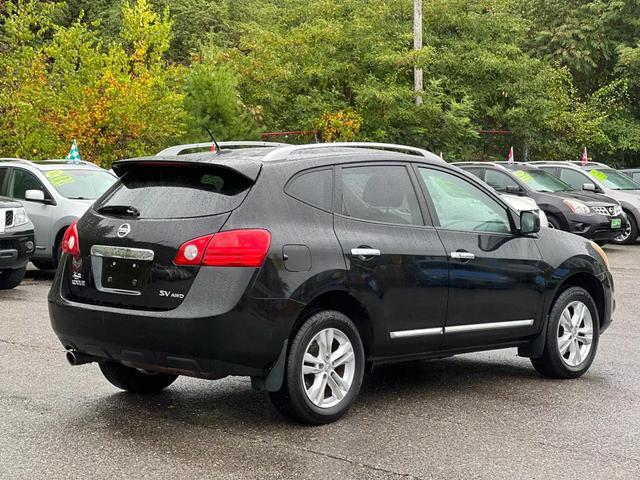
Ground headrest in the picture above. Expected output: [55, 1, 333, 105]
[362, 174, 405, 207]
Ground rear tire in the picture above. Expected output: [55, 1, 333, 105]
[269, 310, 365, 424]
[99, 362, 178, 393]
[531, 287, 600, 379]
[0, 267, 26, 289]
[612, 212, 638, 245]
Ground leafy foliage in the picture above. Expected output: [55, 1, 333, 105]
[2, 0, 640, 165]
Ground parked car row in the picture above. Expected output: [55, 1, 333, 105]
[46, 141, 616, 425]
[0, 159, 116, 288]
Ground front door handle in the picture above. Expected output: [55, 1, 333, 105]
[450, 251, 475, 261]
[351, 247, 381, 259]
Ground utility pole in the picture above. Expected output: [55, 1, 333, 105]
[413, 0, 423, 105]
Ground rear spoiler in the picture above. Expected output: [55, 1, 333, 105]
[111, 156, 262, 182]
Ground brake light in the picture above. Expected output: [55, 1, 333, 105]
[174, 229, 271, 267]
[61, 221, 80, 256]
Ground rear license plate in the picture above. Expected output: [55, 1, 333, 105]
[611, 218, 622, 229]
[101, 258, 150, 292]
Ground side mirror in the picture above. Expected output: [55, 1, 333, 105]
[520, 210, 540, 235]
[25, 189, 46, 202]
[505, 185, 522, 194]
[582, 183, 597, 192]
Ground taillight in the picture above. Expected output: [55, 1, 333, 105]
[174, 229, 271, 267]
[61, 221, 80, 256]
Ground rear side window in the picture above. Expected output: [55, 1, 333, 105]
[95, 165, 253, 219]
[285, 168, 333, 211]
[340, 165, 423, 225]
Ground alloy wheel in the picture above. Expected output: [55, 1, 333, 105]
[301, 328, 356, 408]
[615, 222, 632, 243]
[557, 301, 593, 367]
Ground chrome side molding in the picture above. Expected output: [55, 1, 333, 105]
[445, 319, 534, 334]
[389, 327, 444, 339]
[390, 319, 533, 339]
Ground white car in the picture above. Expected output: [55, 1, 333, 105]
[501, 193, 549, 228]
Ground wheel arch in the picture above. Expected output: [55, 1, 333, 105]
[290, 290, 374, 357]
[552, 272, 605, 328]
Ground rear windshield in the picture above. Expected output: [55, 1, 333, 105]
[44, 169, 117, 200]
[94, 165, 253, 219]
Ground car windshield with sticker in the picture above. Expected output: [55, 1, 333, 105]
[44, 169, 117, 200]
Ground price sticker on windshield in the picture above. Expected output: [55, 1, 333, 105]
[513, 170, 533, 183]
[589, 169, 608, 182]
[45, 170, 74, 187]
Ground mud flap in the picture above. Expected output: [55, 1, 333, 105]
[518, 316, 548, 359]
[264, 340, 288, 392]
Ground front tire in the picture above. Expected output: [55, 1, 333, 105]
[531, 287, 600, 379]
[99, 362, 177, 393]
[0, 267, 26, 290]
[269, 310, 365, 424]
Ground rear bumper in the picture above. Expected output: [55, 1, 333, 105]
[0, 229, 35, 269]
[48, 261, 305, 379]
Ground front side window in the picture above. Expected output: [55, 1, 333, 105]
[419, 167, 511, 234]
[589, 168, 640, 190]
[485, 169, 520, 192]
[286, 168, 333, 211]
[559, 168, 590, 190]
[9, 169, 49, 200]
[44, 169, 116, 200]
[341, 165, 423, 225]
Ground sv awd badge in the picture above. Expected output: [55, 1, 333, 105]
[159, 290, 185, 299]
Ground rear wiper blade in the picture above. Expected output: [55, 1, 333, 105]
[96, 205, 140, 217]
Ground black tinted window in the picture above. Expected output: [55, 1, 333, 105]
[286, 168, 333, 211]
[95, 165, 253, 219]
[341, 165, 423, 225]
[0, 168, 8, 195]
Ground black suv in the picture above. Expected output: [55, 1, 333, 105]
[0, 196, 35, 289]
[454, 162, 626, 244]
[49, 143, 614, 424]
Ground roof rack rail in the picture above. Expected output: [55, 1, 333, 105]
[261, 142, 444, 162]
[0, 158, 33, 165]
[157, 141, 290, 156]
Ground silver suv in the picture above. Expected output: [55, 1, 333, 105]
[0, 159, 117, 268]
[533, 161, 640, 245]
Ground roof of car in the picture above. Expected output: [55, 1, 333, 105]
[0, 158, 104, 171]
[112, 143, 446, 179]
[452, 161, 540, 171]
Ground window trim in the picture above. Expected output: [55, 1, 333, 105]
[283, 166, 335, 213]
[336, 162, 431, 227]
[412, 163, 517, 236]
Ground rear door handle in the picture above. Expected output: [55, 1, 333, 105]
[351, 248, 381, 258]
[450, 251, 475, 260]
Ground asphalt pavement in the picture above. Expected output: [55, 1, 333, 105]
[1, 246, 639, 479]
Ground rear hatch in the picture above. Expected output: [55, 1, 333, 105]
[65, 160, 258, 310]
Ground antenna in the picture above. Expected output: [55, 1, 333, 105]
[204, 127, 220, 154]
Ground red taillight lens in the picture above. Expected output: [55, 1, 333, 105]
[173, 234, 214, 266]
[61, 221, 80, 256]
[174, 229, 271, 267]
